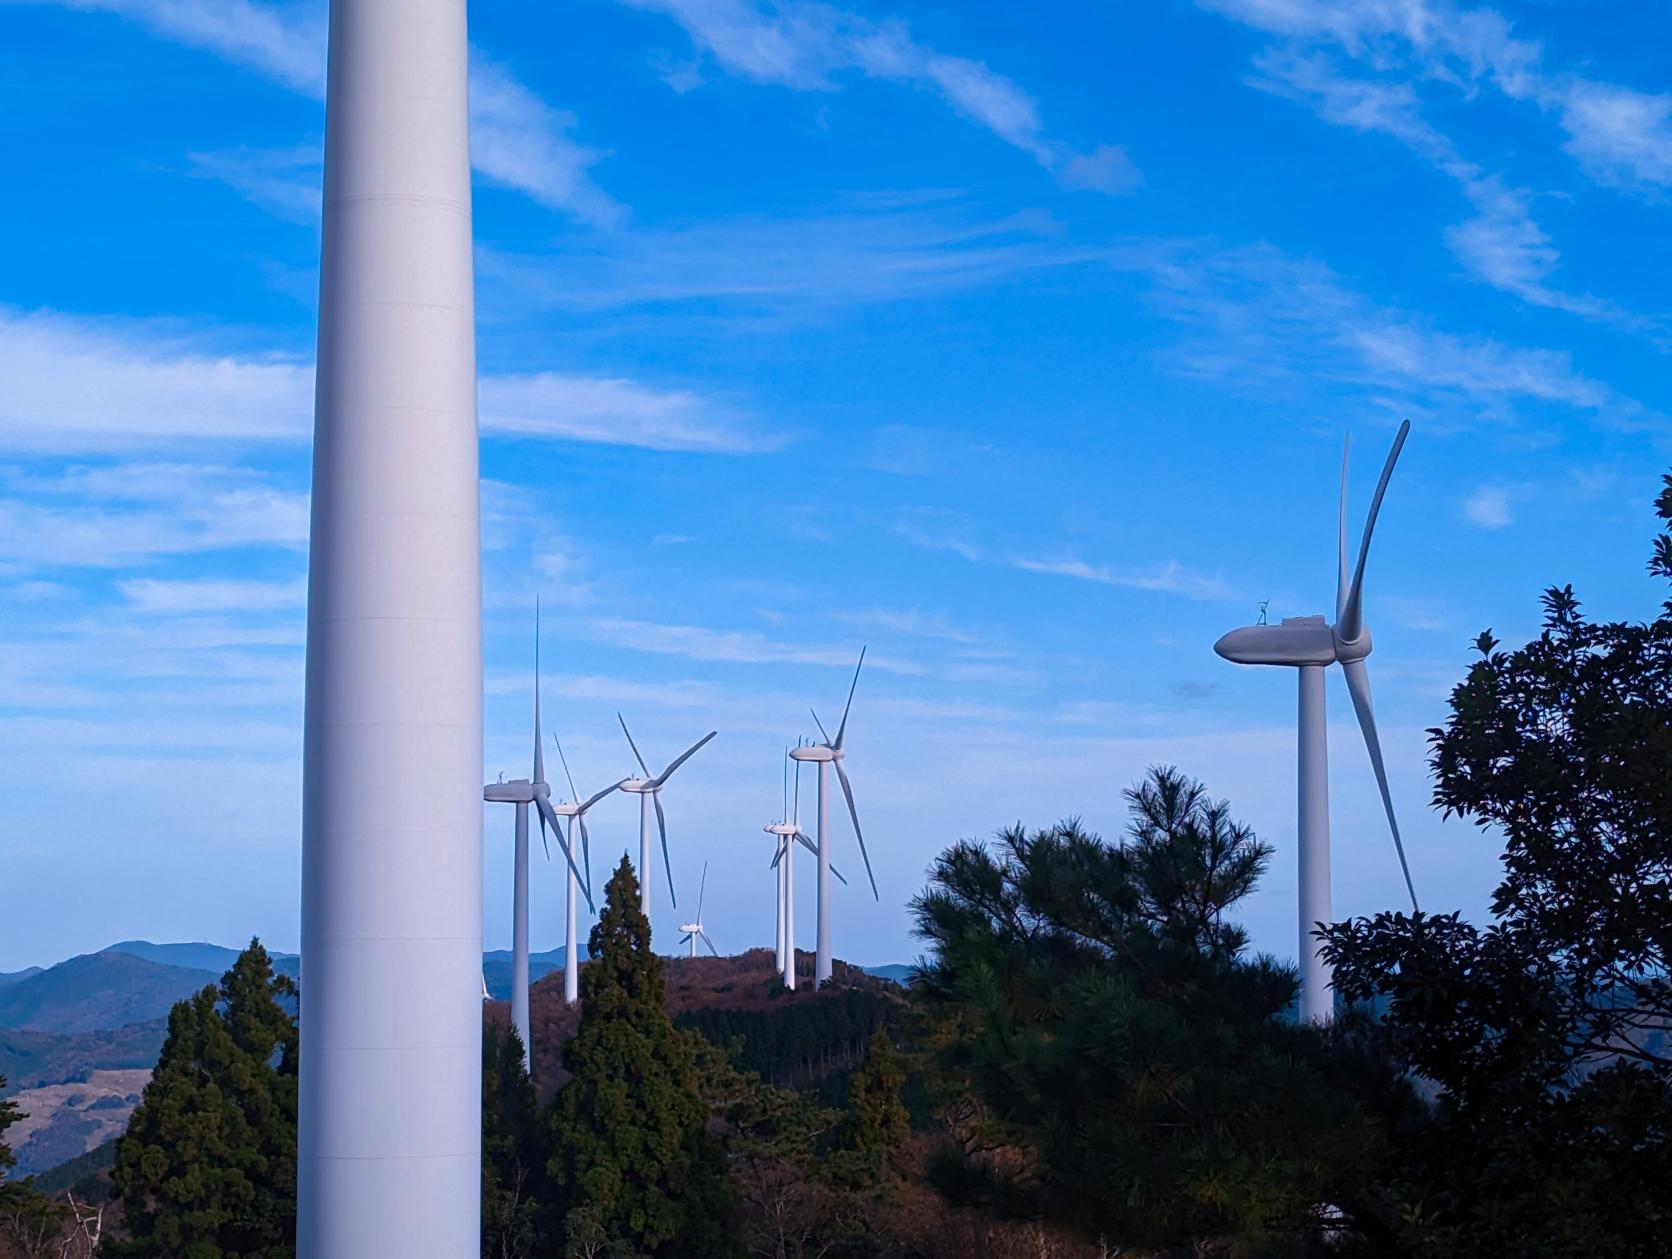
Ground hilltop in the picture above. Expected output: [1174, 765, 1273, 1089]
[490, 947, 903, 1097]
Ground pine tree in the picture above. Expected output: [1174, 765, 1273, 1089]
[482, 1023, 551, 1259]
[548, 858, 738, 1257]
[110, 939, 298, 1258]
[843, 1027, 909, 1183]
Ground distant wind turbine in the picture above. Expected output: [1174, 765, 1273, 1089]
[789, 650, 878, 987]
[678, 861, 720, 958]
[767, 742, 848, 989]
[1214, 420, 1419, 1024]
[617, 716, 717, 918]
[546, 737, 626, 1005]
[483, 607, 592, 1067]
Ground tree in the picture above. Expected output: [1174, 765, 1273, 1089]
[110, 939, 298, 1259]
[548, 858, 738, 1257]
[482, 1023, 552, 1259]
[912, 768, 1404, 1255]
[1322, 471, 1672, 1257]
[0, 1078, 66, 1259]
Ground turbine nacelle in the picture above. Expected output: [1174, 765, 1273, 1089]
[483, 779, 536, 804]
[765, 822, 799, 836]
[1212, 617, 1374, 667]
[788, 743, 839, 763]
[619, 778, 659, 794]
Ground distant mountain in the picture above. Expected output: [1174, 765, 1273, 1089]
[0, 953, 220, 1034]
[0, 967, 42, 987]
[4, 1068, 149, 1175]
[862, 964, 916, 985]
[104, 940, 300, 982]
[0, 1020, 168, 1093]
[482, 946, 587, 1000]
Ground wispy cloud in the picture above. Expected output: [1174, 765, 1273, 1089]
[0, 308, 772, 456]
[0, 462, 309, 569]
[584, 617, 920, 674]
[119, 577, 306, 614]
[617, 0, 1134, 193]
[186, 144, 322, 222]
[892, 507, 1232, 602]
[480, 373, 782, 454]
[1460, 483, 1519, 529]
[1247, 48, 1646, 328]
[479, 200, 1092, 315]
[45, 0, 621, 223]
[0, 309, 311, 453]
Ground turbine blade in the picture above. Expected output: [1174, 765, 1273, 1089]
[1340, 658, 1419, 911]
[792, 754, 802, 822]
[1338, 419, 1410, 644]
[810, 708, 831, 745]
[770, 841, 784, 870]
[697, 860, 708, 922]
[577, 815, 593, 899]
[655, 792, 676, 907]
[1336, 435, 1351, 622]
[654, 730, 717, 786]
[834, 760, 879, 900]
[536, 805, 551, 862]
[795, 830, 819, 858]
[579, 778, 627, 813]
[554, 734, 579, 803]
[702, 930, 720, 958]
[618, 713, 651, 777]
[535, 795, 593, 912]
[833, 647, 866, 750]
[782, 745, 790, 821]
[533, 599, 545, 785]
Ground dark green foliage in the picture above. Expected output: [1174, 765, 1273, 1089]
[0, 1021, 168, 1094]
[912, 768, 1401, 1255]
[674, 988, 892, 1084]
[482, 1024, 550, 1259]
[1321, 471, 1672, 1258]
[838, 1027, 909, 1188]
[2, 1074, 69, 1254]
[109, 940, 297, 1259]
[548, 859, 739, 1258]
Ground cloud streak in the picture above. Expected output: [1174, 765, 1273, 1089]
[0, 309, 776, 456]
[618, 0, 1135, 193]
[45, 0, 621, 222]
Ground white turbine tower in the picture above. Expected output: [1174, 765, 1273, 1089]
[789, 651, 879, 987]
[299, 0, 481, 1250]
[766, 746, 847, 989]
[679, 862, 720, 958]
[617, 716, 717, 919]
[483, 618, 593, 1068]
[546, 738, 625, 1005]
[1214, 420, 1420, 1024]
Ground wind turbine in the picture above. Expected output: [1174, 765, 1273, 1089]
[483, 611, 592, 1068]
[617, 716, 717, 919]
[767, 743, 848, 989]
[789, 650, 878, 987]
[1214, 420, 1419, 1024]
[678, 861, 720, 958]
[546, 737, 626, 1005]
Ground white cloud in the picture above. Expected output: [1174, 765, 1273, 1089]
[120, 577, 306, 614]
[1008, 555, 1233, 600]
[1461, 483, 1518, 529]
[0, 308, 772, 457]
[618, 0, 1132, 193]
[1460, 484, 1517, 529]
[45, 0, 619, 223]
[479, 373, 782, 454]
[0, 310, 311, 453]
[479, 200, 1091, 315]
[186, 144, 322, 221]
[0, 463, 309, 568]
[1558, 81, 1672, 189]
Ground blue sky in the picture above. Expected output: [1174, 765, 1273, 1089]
[3, 0, 1670, 972]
